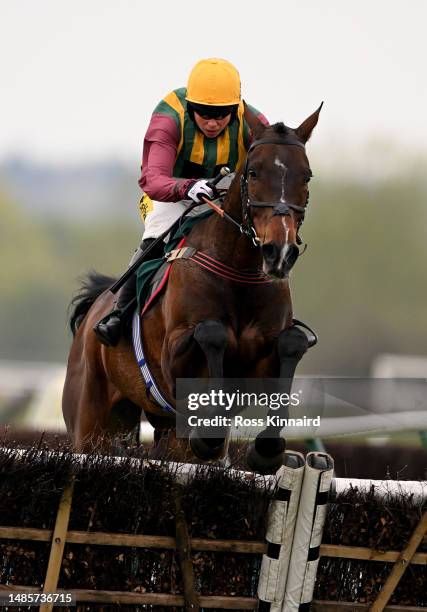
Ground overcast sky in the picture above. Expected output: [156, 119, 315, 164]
[1, 0, 426, 168]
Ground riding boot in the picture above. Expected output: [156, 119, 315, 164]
[93, 274, 136, 347]
[93, 238, 164, 347]
[139, 237, 165, 260]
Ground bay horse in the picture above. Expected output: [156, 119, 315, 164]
[62, 104, 322, 473]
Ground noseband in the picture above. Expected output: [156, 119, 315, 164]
[240, 137, 308, 246]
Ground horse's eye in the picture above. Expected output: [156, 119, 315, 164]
[248, 169, 257, 179]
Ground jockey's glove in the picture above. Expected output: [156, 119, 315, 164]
[185, 179, 215, 204]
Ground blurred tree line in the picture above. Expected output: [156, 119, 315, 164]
[0, 166, 426, 375]
[0, 189, 140, 361]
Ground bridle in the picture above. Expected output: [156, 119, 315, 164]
[239, 136, 309, 247]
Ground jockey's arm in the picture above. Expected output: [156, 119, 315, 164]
[138, 115, 194, 202]
[139, 105, 269, 202]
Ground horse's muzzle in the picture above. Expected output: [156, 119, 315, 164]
[262, 241, 299, 278]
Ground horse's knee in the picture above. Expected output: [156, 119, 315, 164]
[194, 319, 228, 352]
[194, 319, 228, 378]
[165, 327, 199, 388]
[278, 326, 309, 361]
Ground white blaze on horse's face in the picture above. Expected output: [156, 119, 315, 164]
[256, 152, 303, 279]
[272, 156, 291, 272]
[274, 156, 287, 204]
[271, 156, 294, 275]
[277, 219, 290, 271]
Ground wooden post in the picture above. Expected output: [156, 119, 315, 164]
[40, 478, 75, 612]
[369, 510, 427, 612]
[174, 485, 200, 612]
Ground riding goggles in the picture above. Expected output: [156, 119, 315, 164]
[188, 102, 236, 120]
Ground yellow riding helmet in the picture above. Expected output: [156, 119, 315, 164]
[186, 58, 241, 106]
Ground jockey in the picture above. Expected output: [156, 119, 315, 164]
[94, 58, 268, 346]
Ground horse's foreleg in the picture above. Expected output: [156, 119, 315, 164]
[190, 320, 231, 461]
[246, 326, 309, 474]
[193, 319, 228, 378]
[166, 319, 228, 387]
[73, 392, 111, 454]
[63, 364, 112, 454]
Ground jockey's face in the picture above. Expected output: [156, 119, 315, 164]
[194, 112, 232, 139]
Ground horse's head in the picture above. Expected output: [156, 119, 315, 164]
[241, 103, 322, 278]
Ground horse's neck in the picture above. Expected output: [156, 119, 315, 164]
[190, 171, 262, 268]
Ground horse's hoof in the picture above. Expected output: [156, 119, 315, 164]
[246, 437, 286, 475]
[189, 430, 227, 461]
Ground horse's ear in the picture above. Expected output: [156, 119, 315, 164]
[296, 102, 323, 143]
[243, 100, 266, 140]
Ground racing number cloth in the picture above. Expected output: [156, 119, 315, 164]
[139, 192, 154, 221]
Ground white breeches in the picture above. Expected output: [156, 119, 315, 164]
[142, 199, 212, 240]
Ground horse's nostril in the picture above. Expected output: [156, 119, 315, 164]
[285, 244, 300, 268]
[262, 243, 279, 265]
